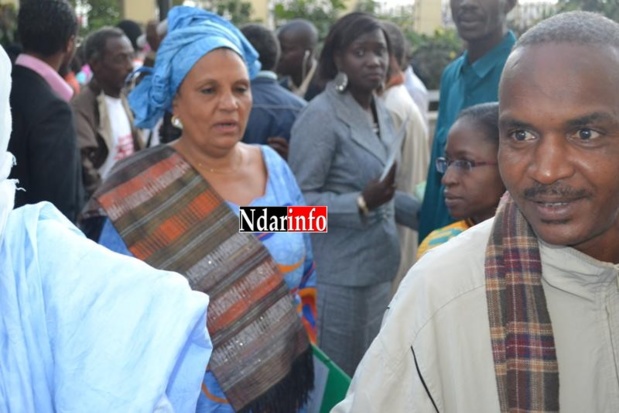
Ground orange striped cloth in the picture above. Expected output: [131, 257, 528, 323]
[82, 145, 313, 413]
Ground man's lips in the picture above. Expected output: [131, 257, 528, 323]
[523, 193, 587, 222]
[456, 13, 483, 28]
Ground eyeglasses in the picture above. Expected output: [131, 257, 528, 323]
[435, 157, 498, 173]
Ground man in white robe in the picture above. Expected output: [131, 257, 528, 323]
[0, 46, 212, 413]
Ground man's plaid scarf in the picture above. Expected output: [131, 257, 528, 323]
[82, 145, 313, 413]
[485, 194, 559, 412]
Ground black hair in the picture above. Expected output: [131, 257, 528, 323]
[116, 19, 143, 52]
[84, 27, 127, 63]
[457, 102, 500, 145]
[319, 12, 391, 82]
[17, 0, 77, 57]
[516, 11, 619, 50]
[241, 24, 280, 72]
[382, 21, 406, 69]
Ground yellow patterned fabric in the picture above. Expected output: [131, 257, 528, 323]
[417, 220, 472, 259]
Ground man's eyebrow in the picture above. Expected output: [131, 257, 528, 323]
[565, 112, 615, 128]
[499, 117, 532, 130]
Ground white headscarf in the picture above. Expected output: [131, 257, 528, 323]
[0, 47, 16, 239]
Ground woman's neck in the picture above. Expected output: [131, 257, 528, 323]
[171, 138, 245, 174]
[348, 88, 374, 111]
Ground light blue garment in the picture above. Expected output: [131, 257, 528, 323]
[100, 145, 315, 413]
[419, 31, 516, 241]
[0, 202, 212, 413]
[128, 6, 260, 129]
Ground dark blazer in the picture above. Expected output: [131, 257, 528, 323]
[289, 82, 419, 287]
[243, 74, 306, 145]
[8, 64, 84, 222]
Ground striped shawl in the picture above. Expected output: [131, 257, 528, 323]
[485, 194, 559, 412]
[82, 145, 313, 413]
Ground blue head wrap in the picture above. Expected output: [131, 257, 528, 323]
[128, 6, 260, 129]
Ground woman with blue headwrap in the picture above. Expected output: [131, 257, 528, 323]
[80, 6, 315, 413]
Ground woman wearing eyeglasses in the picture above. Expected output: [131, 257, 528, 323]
[417, 102, 505, 258]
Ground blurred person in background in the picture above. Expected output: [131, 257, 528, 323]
[8, 0, 83, 222]
[380, 20, 429, 292]
[418, 0, 516, 242]
[72, 27, 143, 200]
[241, 23, 306, 159]
[276, 19, 321, 101]
[116, 19, 144, 67]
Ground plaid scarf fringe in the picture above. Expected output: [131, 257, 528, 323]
[485, 194, 559, 412]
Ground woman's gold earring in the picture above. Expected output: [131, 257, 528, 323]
[171, 115, 183, 129]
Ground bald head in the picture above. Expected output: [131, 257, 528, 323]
[277, 19, 318, 50]
[276, 19, 318, 81]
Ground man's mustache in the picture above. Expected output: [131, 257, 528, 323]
[523, 183, 589, 200]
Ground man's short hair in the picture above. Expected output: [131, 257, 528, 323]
[241, 24, 280, 72]
[18, 0, 77, 57]
[84, 27, 127, 63]
[515, 11, 619, 50]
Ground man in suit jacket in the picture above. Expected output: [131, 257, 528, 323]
[8, 0, 84, 222]
[240, 23, 306, 160]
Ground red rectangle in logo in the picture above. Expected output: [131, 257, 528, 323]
[286, 206, 328, 233]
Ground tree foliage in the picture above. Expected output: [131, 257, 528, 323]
[185, 0, 253, 25]
[273, 0, 345, 39]
[557, 0, 619, 20]
[0, 3, 17, 46]
[69, 0, 121, 31]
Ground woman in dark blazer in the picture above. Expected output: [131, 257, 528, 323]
[288, 12, 419, 376]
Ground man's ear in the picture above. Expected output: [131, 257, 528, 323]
[65, 35, 76, 57]
[89, 56, 101, 73]
[64, 35, 77, 62]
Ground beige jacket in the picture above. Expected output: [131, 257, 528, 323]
[71, 83, 143, 197]
[381, 84, 429, 294]
[333, 218, 619, 412]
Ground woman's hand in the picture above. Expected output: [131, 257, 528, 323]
[361, 164, 397, 210]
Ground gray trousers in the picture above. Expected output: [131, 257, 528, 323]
[317, 281, 391, 377]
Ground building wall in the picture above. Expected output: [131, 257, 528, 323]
[122, 0, 157, 24]
[415, 0, 443, 35]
